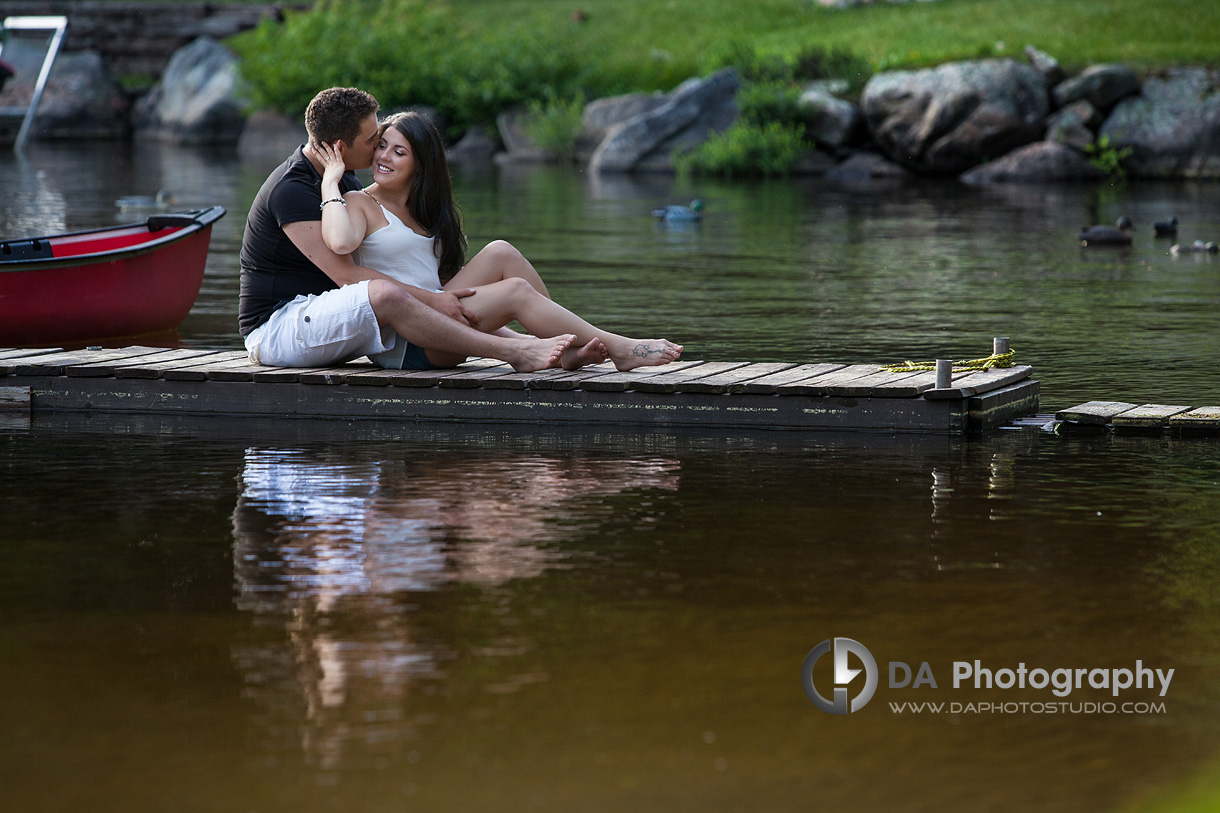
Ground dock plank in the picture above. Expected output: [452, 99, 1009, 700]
[481, 363, 618, 391]
[343, 357, 500, 387]
[66, 347, 216, 378]
[923, 366, 1033, 400]
[824, 369, 928, 397]
[777, 365, 885, 396]
[869, 370, 939, 397]
[13, 347, 172, 376]
[436, 363, 515, 388]
[0, 385, 31, 411]
[156, 352, 259, 381]
[630, 362, 752, 394]
[579, 361, 708, 392]
[0, 347, 64, 362]
[1056, 401, 1139, 425]
[1111, 404, 1194, 428]
[113, 350, 232, 379]
[673, 362, 800, 394]
[737, 363, 846, 394]
[1169, 407, 1220, 431]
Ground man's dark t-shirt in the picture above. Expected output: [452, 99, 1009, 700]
[238, 146, 362, 336]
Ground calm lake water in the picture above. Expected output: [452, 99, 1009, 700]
[1, 140, 1219, 812]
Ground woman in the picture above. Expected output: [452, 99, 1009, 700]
[317, 111, 682, 371]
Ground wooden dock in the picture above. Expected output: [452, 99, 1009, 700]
[0, 345, 1040, 435]
[1056, 401, 1220, 433]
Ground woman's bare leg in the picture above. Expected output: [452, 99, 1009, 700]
[443, 240, 551, 298]
[438, 277, 681, 371]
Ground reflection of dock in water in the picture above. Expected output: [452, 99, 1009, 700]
[0, 343, 1040, 434]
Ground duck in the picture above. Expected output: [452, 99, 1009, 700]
[1153, 216, 1179, 238]
[1078, 216, 1133, 246]
[1170, 240, 1219, 255]
[115, 190, 176, 212]
[652, 199, 703, 223]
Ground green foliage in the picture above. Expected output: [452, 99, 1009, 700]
[524, 95, 586, 161]
[676, 121, 806, 177]
[1085, 135, 1134, 178]
[789, 45, 872, 93]
[738, 80, 807, 128]
[230, 0, 602, 135]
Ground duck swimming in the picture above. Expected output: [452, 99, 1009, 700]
[1153, 216, 1179, 238]
[1170, 240, 1219, 255]
[652, 199, 703, 223]
[1079, 216, 1133, 246]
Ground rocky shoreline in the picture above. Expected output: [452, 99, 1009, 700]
[6, 33, 1219, 183]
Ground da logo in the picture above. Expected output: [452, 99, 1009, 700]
[801, 637, 879, 714]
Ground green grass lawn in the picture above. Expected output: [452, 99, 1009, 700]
[448, 0, 1220, 89]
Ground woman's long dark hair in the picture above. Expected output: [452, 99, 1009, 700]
[380, 111, 467, 280]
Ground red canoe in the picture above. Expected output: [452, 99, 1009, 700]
[0, 206, 225, 346]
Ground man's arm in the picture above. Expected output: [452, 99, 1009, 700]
[283, 220, 478, 325]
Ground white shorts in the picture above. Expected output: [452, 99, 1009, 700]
[244, 280, 396, 367]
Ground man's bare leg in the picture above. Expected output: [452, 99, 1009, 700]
[367, 280, 571, 372]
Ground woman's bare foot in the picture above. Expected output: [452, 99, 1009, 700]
[507, 334, 575, 372]
[610, 339, 683, 372]
[562, 337, 610, 371]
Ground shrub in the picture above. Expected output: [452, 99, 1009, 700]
[1085, 135, 1133, 178]
[231, 0, 602, 135]
[525, 95, 586, 161]
[738, 80, 806, 128]
[676, 121, 806, 177]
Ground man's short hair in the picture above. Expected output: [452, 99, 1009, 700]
[305, 87, 379, 146]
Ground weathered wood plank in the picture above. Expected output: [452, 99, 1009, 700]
[579, 361, 708, 392]
[776, 365, 885, 396]
[1169, 407, 1220, 430]
[113, 350, 232, 379]
[480, 363, 618, 391]
[630, 362, 752, 394]
[869, 370, 939, 397]
[436, 363, 515, 388]
[343, 357, 499, 387]
[672, 362, 799, 394]
[13, 346, 173, 376]
[1111, 404, 1194, 428]
[66, 347, 214, 378]
[155, 352, 258, 381]
[0, 347, 65, 362]
[923, 366, 1034, 400]
[737, 363, 846, 394]
[1056, 401, 1139, 425]
[0, 385, 31, 411]
[824, 369, 928, 397]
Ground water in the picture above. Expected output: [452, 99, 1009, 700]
[1, 141, 1219, 812]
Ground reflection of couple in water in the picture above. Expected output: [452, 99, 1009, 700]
[240, 87, 682, 373]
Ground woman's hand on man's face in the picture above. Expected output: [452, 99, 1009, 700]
[317, 140, 347, 185]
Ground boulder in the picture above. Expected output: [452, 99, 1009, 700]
[133, 37, 247, 144]
[1045, 100, 1100, 153]
[589, 68, 740, 173]
[1052, 63, 1140, 111]
[14, 51, 130, 140]
[447, 125, 499, 164]
[797, 84, 861, 149]
[494, 109, 550, 163]
[237, 110, 306, 162]
[824, 151, 910, 181]
[1024, 45, 1065, 86]
[576, 92, 667, 161]
[1099, 68, 1220, 178]
[959, 141, 1106, 183]
[860, 59, 1048, 175]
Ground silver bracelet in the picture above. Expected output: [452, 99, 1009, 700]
[320, 197, 346, 210]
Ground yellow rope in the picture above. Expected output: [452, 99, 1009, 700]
[881, 349, 1015, 373]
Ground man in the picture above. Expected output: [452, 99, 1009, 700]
[238, 87, 572, 372]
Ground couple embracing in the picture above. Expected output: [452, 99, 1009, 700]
[239, 87, 682, 374]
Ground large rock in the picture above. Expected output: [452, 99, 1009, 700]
[133, 37, 246, 144]
[447, 125, 499, 164]
[17, 51, 130, 140]
[797, 84, 860, 149]
[1045, 100, 1100, 153]
[589, 69, 740, 173]
[1052, 64, 1140, 111]
[959, 141, 1106, 183]
[861, 59, 1049, 175]
[824, 151, 910, 181]
[1024, 45, 1065, 86]
[576, 92, 667, 162]
[1099, 68, 1220, 178]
